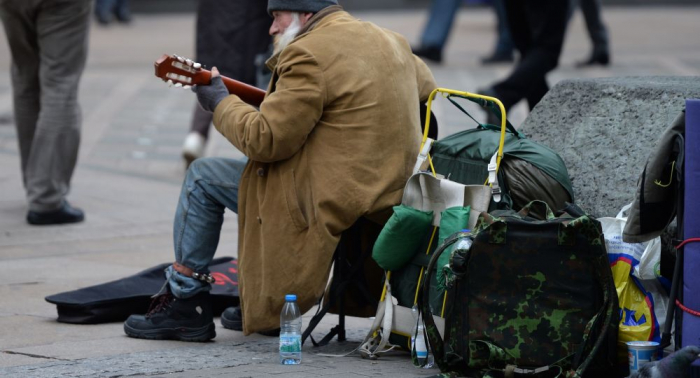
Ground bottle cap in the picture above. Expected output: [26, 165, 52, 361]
[285, 294, 297, 301]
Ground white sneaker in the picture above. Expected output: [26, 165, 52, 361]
[182, 132, 206, 167]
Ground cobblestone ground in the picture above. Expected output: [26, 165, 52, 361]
[0, 6, 699, 378]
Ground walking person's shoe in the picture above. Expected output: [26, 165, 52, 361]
[27, 202, 85, 226]
[115, 8, 131, 24]
[182, 132, 206, 168]
[221, 306, 280, 336]
[575, 50, 610, 67]
[124, 290, 216, 342]
[94, 9, 111, 25]
[412, 45, 443, 64]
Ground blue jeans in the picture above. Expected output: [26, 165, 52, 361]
[167, 157, 247, 299]
[420, 0, 462, 50]
[95, 0, 129, 21]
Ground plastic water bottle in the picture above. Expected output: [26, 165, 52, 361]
[411, 306, 434, 368]
[449, 229, 472, 276]
[279, 294, 302, 365]
[453, 229, 472, 252]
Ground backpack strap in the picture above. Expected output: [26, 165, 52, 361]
[488, 152, 502, 203]
[418, 231, 464, 372]
[357, 278, 398, 359]
[445, 94, 524, 139]
[413, 138, 434, 174]
[569, 224, 618, 377]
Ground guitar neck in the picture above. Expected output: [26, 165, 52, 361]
[199, 69, 266, 108]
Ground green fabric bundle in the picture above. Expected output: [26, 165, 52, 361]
[437, 206, 471, 247]
[372, 205, 433, 271]
[435, 206, 471, 290]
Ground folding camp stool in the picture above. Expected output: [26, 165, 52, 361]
[300, 106, 439, 347]
[301, 217, 384, 347]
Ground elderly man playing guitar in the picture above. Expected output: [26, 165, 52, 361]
[124, 0, 436, 341]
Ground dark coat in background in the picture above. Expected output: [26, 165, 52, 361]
[196, 0, 272, 85]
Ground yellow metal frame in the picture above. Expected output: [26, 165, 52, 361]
[421, 88, 508, 173]
[377, 87, 508, 336]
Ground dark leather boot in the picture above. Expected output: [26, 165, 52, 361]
[124, 291, 215, 342]
[220, 306, 243, 331]
[220, 306, 280, 336]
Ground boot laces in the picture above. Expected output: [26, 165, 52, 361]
[146, 293, 174, 318]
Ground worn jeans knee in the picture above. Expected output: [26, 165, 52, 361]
[169, 157, 246, 299]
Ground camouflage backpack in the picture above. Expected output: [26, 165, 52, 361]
[419, 201, 620, 378]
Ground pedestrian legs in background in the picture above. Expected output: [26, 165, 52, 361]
[94, 0, 111, 24]
[0, 0, 90, 225]
[412, 0, 463, 64]
[124, 157, 246, 342]
[95, 0, 131, 25]
[572, 0, 611, 67]
[182, 105, 212, 167]
[480, 0, 515, 65]
[114, 0, 131, 23]
[479, 0, 569, 116]
[181, 0, 272, 167]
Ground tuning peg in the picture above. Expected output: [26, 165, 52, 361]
[185, 59, 193, 66]
[175, 83, 183, 88]
[167, 79, 174, 87]
[183, 85, 191, 90]
[176, 56, 185, 63]
[193, 62, 202, 69]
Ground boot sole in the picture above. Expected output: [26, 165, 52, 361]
[124, 322, 216, 342]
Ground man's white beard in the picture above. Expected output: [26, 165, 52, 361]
[273, 13, 302, 55]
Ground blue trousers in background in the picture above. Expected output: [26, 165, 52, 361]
[420, 0, 513, 56]
[420, 0, 462, 51]
[94, 0, 130, 23]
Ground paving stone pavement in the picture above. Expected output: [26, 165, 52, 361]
[0, 6, 699, 378]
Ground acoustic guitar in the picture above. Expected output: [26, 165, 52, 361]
[155, 54, 438, 139]
[154, 54, 266, 107]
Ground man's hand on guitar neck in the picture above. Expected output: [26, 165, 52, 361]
[192, 66, 229, 113]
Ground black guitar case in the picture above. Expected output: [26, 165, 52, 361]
[45, 257, 239, 324]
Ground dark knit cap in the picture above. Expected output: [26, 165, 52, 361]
[268, 0, 338, 15]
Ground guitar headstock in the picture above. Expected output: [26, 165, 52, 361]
[154, 54, 210, 89]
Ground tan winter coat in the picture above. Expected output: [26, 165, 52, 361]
[213, 9, 436, 334]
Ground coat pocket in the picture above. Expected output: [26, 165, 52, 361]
[282, 169, 309, 231]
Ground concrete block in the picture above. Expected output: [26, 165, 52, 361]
[521, 76, 700, 217]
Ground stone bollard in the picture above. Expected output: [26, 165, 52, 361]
[520, 76, 700, 218]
